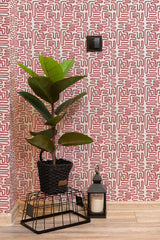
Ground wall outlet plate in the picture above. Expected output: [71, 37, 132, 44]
[87, 36, 102, 52]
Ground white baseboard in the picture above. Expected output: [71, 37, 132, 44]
[1, 200, 160, 226]
[0, 202, 18, 226]
[17, 200, 160, 213]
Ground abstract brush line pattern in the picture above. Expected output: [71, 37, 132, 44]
[1, 1, 160, 213]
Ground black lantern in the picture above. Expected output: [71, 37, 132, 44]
[87, 165, 106, 218]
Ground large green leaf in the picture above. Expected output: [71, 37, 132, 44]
[18, 63, 38, 77]
[28, 76, 59, 103]
[55, 92, 87, 115]
[60, 59, 75, 77]
[54, 75, 86, 93]
[39, 55, 63, 82]
[30, 129, 53, 138]
[58, 132, 93, 146]
[18, 91, 52, 120]
[45, 113, 66, 126]
[28, 75, 86, 104]
[26, 135, 55, 152]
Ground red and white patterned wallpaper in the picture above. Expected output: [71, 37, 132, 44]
[0, 1, 11, 214]
[0, 0, 18, 214]
[1, 0, 160, 213]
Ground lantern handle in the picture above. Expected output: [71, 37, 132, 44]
[95, 165, 99, 173]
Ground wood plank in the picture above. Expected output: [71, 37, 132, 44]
[1, 202, 160, 239]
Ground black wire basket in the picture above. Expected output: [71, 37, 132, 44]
[21, 188, 90, 234]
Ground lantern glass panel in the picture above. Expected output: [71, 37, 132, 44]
[90, 193, 104, 213]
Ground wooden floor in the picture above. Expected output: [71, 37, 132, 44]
[1, 203, 160, 240]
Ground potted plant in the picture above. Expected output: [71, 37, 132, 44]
[18, 55, 93, 195]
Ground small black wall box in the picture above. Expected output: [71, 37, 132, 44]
[86, 36, 102, 52]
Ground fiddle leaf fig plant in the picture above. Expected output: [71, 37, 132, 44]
[18, 55, 93, 165]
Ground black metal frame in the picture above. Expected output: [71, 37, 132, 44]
[21, 187, 90, 234]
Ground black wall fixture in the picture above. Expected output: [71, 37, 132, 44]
[86, 36, 102, 52]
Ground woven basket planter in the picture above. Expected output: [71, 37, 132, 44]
[37, 151, 73, 195]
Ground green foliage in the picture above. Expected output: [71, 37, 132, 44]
[18, 91, 51, 120]
[45, 113, 66, 126]
[55, 92, 87, 115]
[17, 63, 38, 77]
[39, 55, 63, 82]
[60, 59, 75, 77]
[53, 75, 86, 93]
[58, 132, 93, 146]
[26, 135, 55, 153]
[18, 55, 93, 162]
[30, 129, 53, 138]
[28, 76, 59, 103]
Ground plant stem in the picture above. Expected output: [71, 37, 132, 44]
[51, 103, 56, 165]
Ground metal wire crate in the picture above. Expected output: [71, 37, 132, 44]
[21, 187, 90, 234]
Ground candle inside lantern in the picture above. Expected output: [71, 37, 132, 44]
[87, 165, 106, 217]
[90, 193, 104, 213]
